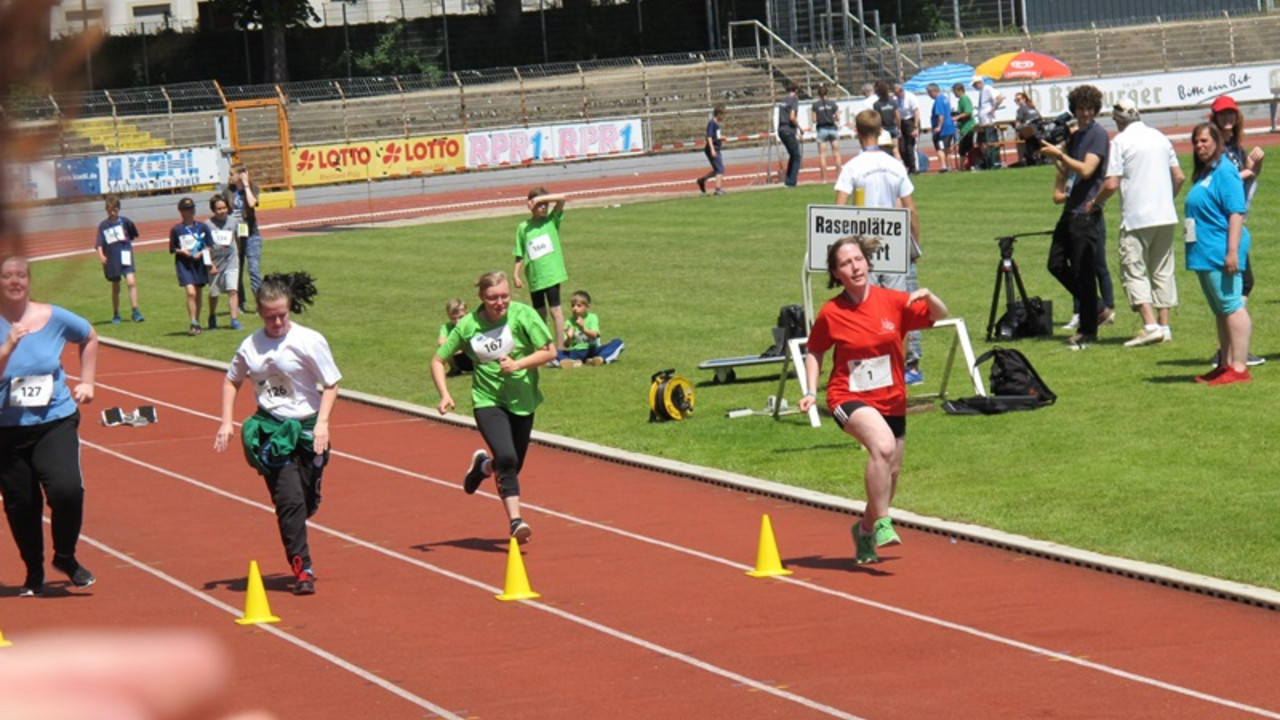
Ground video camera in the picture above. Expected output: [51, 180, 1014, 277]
[1030, 112, 1074, 148]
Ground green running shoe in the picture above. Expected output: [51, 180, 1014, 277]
[874, 516, 901, 547]
[851, 522, 879, 565]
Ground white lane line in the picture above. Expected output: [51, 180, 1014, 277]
[72, 530, 466, 720]
[82, 441, 867, 720]
[86, 380, 1280, 718]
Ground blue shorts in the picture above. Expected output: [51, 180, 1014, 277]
[704, 147, 724, 175]
[815, 127, 840, 143]
[1197, 269, 1245, 316]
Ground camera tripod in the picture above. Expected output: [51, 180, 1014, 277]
[986, 231, 1054, 341]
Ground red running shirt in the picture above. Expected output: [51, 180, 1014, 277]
[806, 286, 935, 416]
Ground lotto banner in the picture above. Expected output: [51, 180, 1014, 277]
[291, 134, 466, 186]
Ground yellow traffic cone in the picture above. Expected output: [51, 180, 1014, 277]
[235, 560, 282, 625]
[495, 537, 541, 601]
[746, 514, 793, 578]
[0, 627, 12, 647]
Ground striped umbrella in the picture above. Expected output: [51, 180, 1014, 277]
[901, 62, 978, 94]
[975, 51, 1072, 81]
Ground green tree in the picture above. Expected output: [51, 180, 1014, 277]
[212, 0, 319, 82]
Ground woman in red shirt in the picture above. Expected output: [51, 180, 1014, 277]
[799, 236, 948, 565]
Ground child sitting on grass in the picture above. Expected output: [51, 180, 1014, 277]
[557, 290, 625, 367]
[438, 298, 474, 376]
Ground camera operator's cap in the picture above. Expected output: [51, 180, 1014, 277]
[971, 75, 986, 86]
[177, 197, 195, 210]
[877, 130, 894, 148]
[1210, 95, 1239, 115]
[1113, 98, 1140, 122]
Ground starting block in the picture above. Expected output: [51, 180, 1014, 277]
[726, 395, 802, 419]
[101, 406, 159, 427]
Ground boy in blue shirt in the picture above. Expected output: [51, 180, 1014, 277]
[94, 194, 144, 323]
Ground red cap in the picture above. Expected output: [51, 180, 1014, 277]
[1210, 95, 1239, 115]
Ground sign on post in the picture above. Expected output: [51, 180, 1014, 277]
[807, 204, 912, 274]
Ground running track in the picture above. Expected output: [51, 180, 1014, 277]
[3, 342, 1279, 719]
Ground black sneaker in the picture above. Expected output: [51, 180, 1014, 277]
[52, 554, 95, 588]
[19, 568, 43, 597]
[696, 177, 707, 194]
[291, 555, 316, 595]
[463, 449, 490, 494]
[510, 518, 532, 544]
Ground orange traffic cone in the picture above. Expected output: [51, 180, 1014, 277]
[235, 560, 281, 625]
[746, 514, 793, 578]
[495, 538, 541, 601]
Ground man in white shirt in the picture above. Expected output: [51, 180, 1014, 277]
[833, 110, 926, 384]
[1090, 98, 1185, 347]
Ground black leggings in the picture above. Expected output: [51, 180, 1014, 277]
[262, 450, 326, 568]
[0, 413, 85, 575]
[474, 406, 535, 498]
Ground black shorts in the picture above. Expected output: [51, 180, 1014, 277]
[530, 284, 561, 311]
[833, 401, 905, 438]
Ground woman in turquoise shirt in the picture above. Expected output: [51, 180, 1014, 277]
[1185, 123, 1253, 386]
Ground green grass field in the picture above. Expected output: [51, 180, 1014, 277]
[39, 161, 1280, 590]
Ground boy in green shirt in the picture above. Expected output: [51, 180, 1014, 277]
[514, 187, 569, 361]
[557, 290, 626, 367]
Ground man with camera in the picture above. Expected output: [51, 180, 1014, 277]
[1039, 84, 1109, 349]
[1090, 99, 1185, 348]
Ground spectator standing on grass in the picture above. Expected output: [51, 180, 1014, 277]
[798, 236, 947, 565]
[556, 290, 625, 367]
[204, 195, 243, 331]
[1209, 95, 1266, 367]
[432, 271, 556, 543]
[776, 83, 803, 187]
[811, 85, 842, 183]
[927, 83, 956, 173]
[0, 255, 99, 596]
[513, 186, 569, 361]
[93, 194, 144, 324]
[1040, 84, 1111, 349]
[833, 110, 926, 385]
[952, 83, 977, 170]
[972, 76, 1004, 169]
[1185, 123, 1254, 386]
[696, 105, 727, 196]
[1012, 92, 1042, 167]
[223, 164, 261, 313]
[1090, 99, 1184, 348]
[894, 83, 920, 173]
[168, 197, 212, 337]
[214, 272, 340, 595]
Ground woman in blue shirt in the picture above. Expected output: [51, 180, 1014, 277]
[1185, 123, 1253, 386]
[0, 255, 99, 595]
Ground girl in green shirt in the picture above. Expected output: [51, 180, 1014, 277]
[432, 271, 556, 542]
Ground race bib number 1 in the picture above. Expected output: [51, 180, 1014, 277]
[847, 355, 893, 393]
[526, 233, 554, 261]
[8, 375, 54, 408]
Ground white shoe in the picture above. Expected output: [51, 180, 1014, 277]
[1124, 328, 1165, 348]
[1062, 314, 1080, 330]
[1160, 326, 1172, 342]
[1097, 307, 1116, 326]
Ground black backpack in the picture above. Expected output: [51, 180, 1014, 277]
[761, 304, 807, 358]
[995, 297, 1053, 340]
[942, 347, 1056, 415]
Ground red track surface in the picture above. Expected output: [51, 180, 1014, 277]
[3, 343, 1279, 719]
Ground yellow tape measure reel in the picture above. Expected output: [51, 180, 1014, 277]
[649, 369, 694, 422]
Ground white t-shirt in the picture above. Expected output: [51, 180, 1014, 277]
[227, 322, 342, 419]
[1105, 121, 1181, 231]
[896, 91, 920, 121]
[833, 146, 915, 209]
[976, 86, 998, 124]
